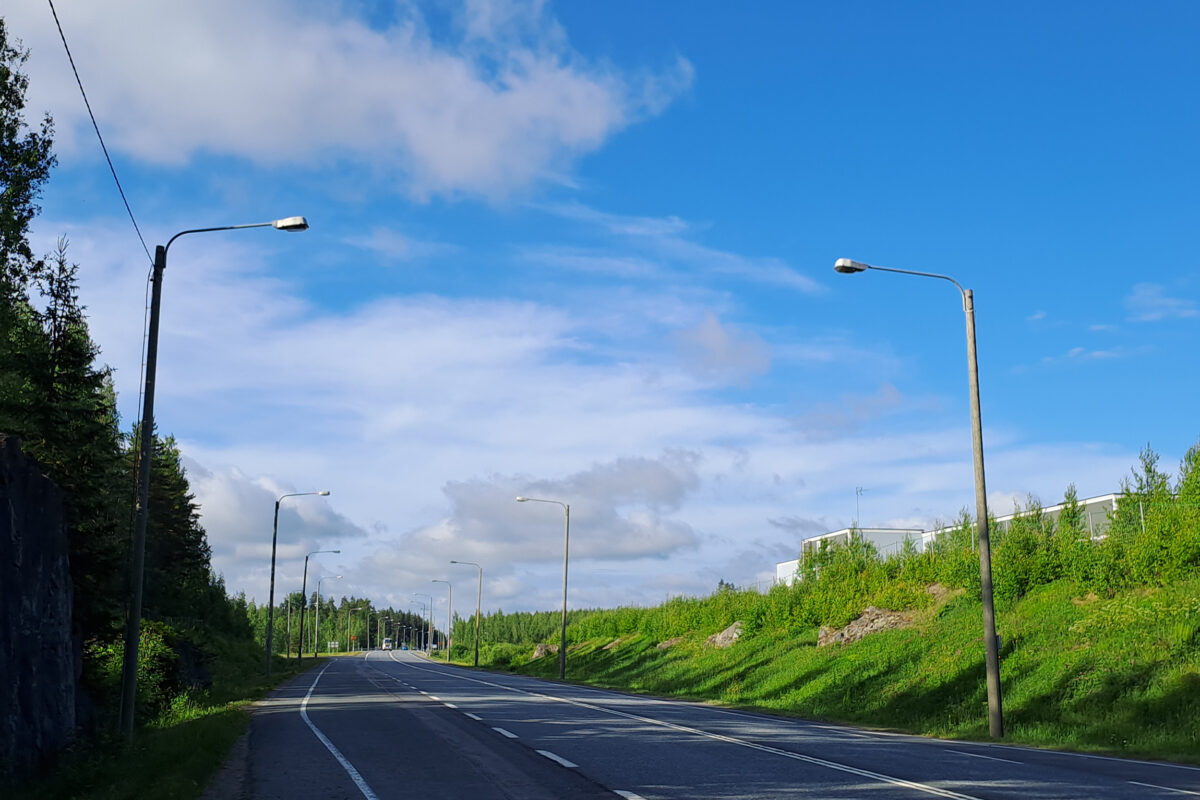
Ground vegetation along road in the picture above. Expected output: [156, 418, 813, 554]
[231, 649, 1200, 799]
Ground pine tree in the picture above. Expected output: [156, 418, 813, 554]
[132, 431, 214, 623]
[1, 18, 56, 290]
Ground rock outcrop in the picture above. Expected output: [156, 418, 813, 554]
[818, 606, 912, 647]
[705, 621, 743, 649]
[531, 642, 558, 659]
[0, 436, 76, 779]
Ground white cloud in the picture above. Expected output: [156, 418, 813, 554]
[11, 0, 692, 199]
[673, 313, 770, 386]
[543, 203, 824, 293]
[1125, 283, 1199, 322]
[349, 228, 458, 263]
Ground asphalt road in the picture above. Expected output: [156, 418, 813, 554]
[234, 650, 1200, 799]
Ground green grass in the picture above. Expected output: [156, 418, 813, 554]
[488, 577, 1200, 763]
[7, 637, 322, 800]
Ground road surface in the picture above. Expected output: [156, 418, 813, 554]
[234, 649, 1200, 799]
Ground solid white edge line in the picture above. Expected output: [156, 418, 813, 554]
[947, 749, 1023, 765]
[380, 661, 981, 800]
[300, 662, 381, 800]
[537, 749, 579, 768]
[492, 727, 519, 739]
[465, 712, 483, 721]
[1128, 781, 1200, 797]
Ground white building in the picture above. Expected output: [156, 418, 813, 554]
[774, 493, 1122, 587]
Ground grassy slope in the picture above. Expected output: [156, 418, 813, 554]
[493, 578, 1200, 763]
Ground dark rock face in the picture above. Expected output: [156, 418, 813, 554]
[0, 436, 76, 779]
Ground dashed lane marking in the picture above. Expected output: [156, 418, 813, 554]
[1128, 782, 1200, 797]
[947, 750, 1023, 765]
[537, 750, 578, 768]
[492, 727, 519, 739]
[379, 654, 982, 800]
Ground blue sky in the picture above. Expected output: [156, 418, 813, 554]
[8, 1, 1199, 619]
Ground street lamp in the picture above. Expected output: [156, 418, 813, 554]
[314, 575, 342, 655]
[833, 257, 1003, 738]
[412, 594, 433, 653]
[432, 579, 452, 661]
[299, 549, 340, 662]
[266, 490, 330, 675]
[450, 560, 483, 667]
[516, 496, 570, 680]
[119, 216, 308, 738]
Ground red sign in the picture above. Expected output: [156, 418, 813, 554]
[351, 635, 357, 640]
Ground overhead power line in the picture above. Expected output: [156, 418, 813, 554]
[46, 0, 152, 265]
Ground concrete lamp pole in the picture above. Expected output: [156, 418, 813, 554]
[515, 497, 570, 680]
[266, 490, 330, 676]
[432, 579, 452, 660]
[411, 599, 428, 651]
[119, 216, 308, 739]
[833, 257, 1003, 739]
[315, 575, 341, 655]
[299, 549, 340, 663]
[450, 560, 483, 667]
[412, 594, 433, 653]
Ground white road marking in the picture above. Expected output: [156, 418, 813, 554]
[947, 750, 1023, 765]
[1128, 782, 1200, 796]
[383, 660, 982, 800]
[443, 703, 458, 708]
[465, 712, 483, 721]
[614, 792, 647, 800]
[493, 727, 519, 739]
[300, 663, 380, 800]
[429, 695, 441, 700]
[537, 750, 578, 768]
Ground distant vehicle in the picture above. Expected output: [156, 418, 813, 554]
[401, 644, 408, 650]
[382, 637, 394, 651]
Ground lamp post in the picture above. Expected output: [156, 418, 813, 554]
[432, 579, 452, 661]
[833, 257, 1003, 738]
[299, 549, 340, 663]
[266, 490, 330, 675]
[450, 560, 483, 667]
[119, 216, 308, 738]
[314, 575, 341, 655]
[515, 496, 570, 680]
[412, 594, 433, 653]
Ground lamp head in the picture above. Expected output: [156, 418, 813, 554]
[317, 490, 330, 496]
[834, 258, 869, 274]
[272, 216, 309, 232]
[515, 496, 528, 502]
